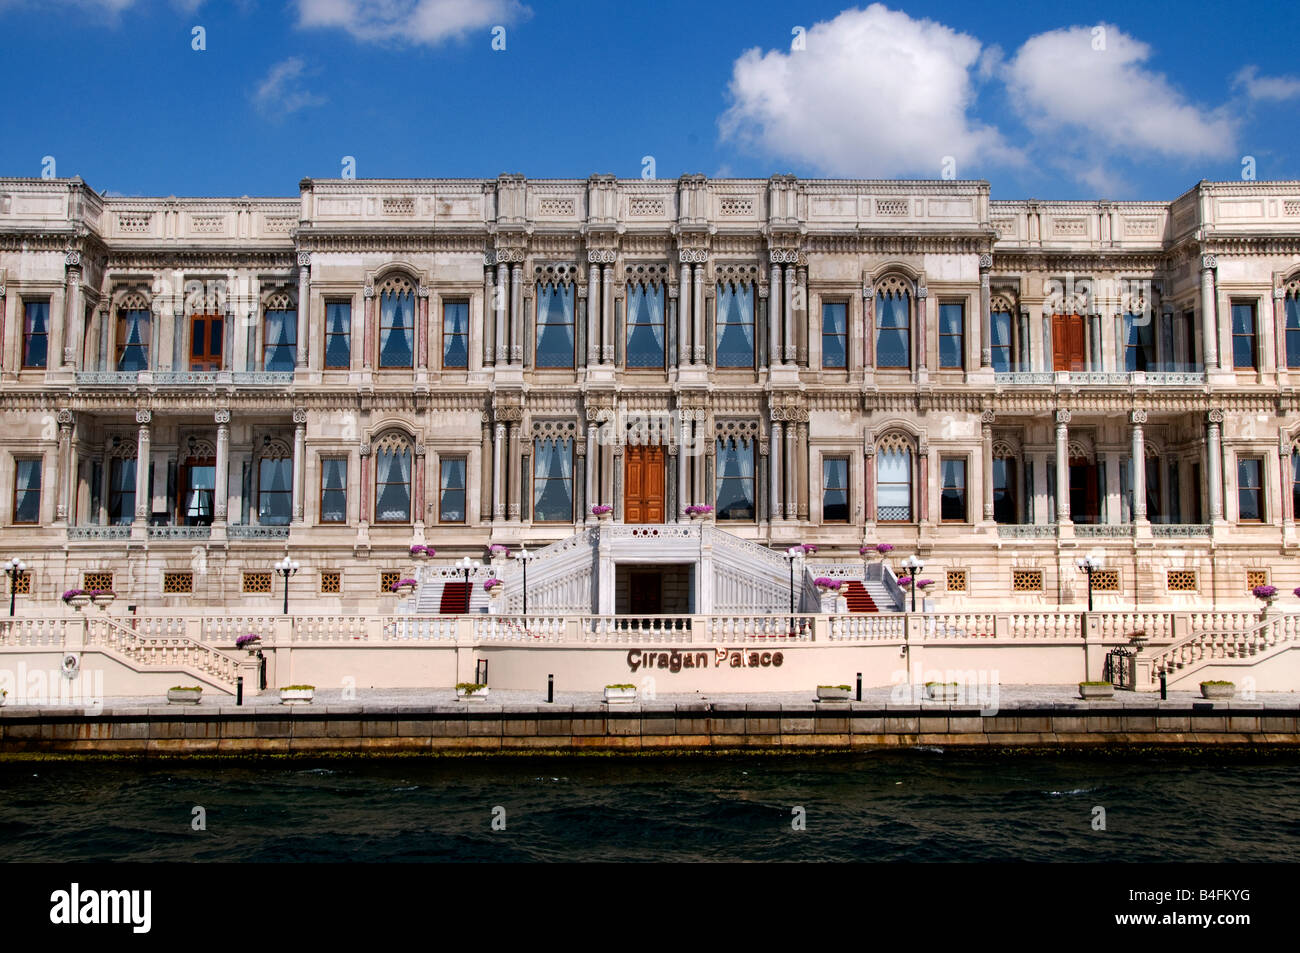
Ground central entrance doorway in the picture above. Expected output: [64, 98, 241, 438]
[614, 563, 693, 615]
[1052, 313, 1086, 371]
[624, 445, 665, 523]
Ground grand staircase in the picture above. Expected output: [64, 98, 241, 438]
[414, 577, 489, 614]
[843, 580, 879, 612]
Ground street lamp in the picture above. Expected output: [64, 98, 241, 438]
[458, 556, 482, 586]
[3, 558, 26, 617]
[511, 546, 533, 615]
[782, 546, 804, 615]
[275, 555, 300, 615]
[1077, 554, 1102, 612]
[902, 554, 924, 613]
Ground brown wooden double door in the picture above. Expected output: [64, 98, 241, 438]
[624, 446, 665, 523]
[1052, 313, 1087, 371]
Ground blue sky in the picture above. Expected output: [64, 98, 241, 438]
[1, 0, 1296, 200]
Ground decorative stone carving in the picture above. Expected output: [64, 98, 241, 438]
[1055, 409, 1071, 425]
[1202, 254, 1218, 270]
[678, 249, 708, 264]
[587, 249, 617, 263]
[417, 285, 430, 298]
[1274, 287, 1286, 299]
[1130, 410, 1148, 425]
[862, 284, 874, 299]
[979, 410, 996, 426]
[214, 409, 231, 425]
[916, 286, 929, 299]
[768, 249, 799, 264]
[56, 409, 73, 425]
[363, 284, 375, 298]
[359, 442, 371, 457]
[64, 250, 82, 267]
[978, 253, 993, 270]
[297, 252, 312, 268]
[135, 409, 152, 425]
[292, 408, 308, 424]
[415, 445, 426, 457]
[1207, 409, 1225, 424]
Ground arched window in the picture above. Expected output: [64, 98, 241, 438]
[377, 276, 415, 369]
[992, 441, 1017, 524]
[257, 438, 293, 526]
[179, 438, 217, 527]
[535, 280, 575, 368]
[115, 294, 151, 372]
[715, 280, 755, 368]
[108, 440, 137, 525]
[373, 431, 413, 522]
[876, 432, 913, 522]
[626, 279, 666, 368]
[263, 290, 297, 371]
[715, 435, 756, 521]
[875, 277, 911, 369]
[533, 435, 574, 522]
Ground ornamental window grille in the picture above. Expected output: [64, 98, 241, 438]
[1011, 569, 1043, 592]
[242, 571, 272, 594]
[945, 570, 968, 593]
[83, 572, 113, 591]
[1091, 569, 1120, 592]
[1246, 569, 1269, 591]
[321, 571, 342, 594]
[10, 570, 30, 595]
[379, 570, 401, 595]
[163, 572, 194, 594]
[1167, 570, 1197, 592]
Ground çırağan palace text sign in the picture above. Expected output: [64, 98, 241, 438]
[627, 648, 785, 673]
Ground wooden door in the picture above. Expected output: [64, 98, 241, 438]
[624, 445, 665, 523]
[1052, 313, 1086, 371]
[190, 313, 224, 370]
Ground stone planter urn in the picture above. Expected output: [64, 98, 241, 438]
[1127, 633, 1149, 651]
[1078, 681, 1115, 700]
[603, 685, 637, 704]
[167, 687, 203, 705]
[63, 591, 91, 611]
[816, 685, 851, 703]
[456, 684, 489, 701]
[90, 591, 117, 610]
[1200, 681, 1234, 700]
[925, 682, 960, 702]
[279, 686, 315, 705]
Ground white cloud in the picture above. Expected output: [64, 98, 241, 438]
[1003, 24, 1236, 162]
[294, 0, 529, 46]
[253, 57, 327, 116]
[1232, 65, 1300, 102]
[719, 4, 1013, 179]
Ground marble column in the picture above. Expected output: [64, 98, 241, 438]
[56, 414, 72, 523]
[484, 269, 496, 365]
[918, 443, 929, 524]
[602, 264, 615, 364]
[413, 446, 425, 526]
[296, 253, 310, 369]
[1055, 410, 1071, 523]
[1200, 256, 1219, 370]
[359, 443, 371, 524]
[864, 448, 876, 526]
[416, 285, 429, 369]
[770, 420, 783, 520]
[292, 409, 306, 523]
[1207, 409, 1224, 521]
[1131, 410, 1147, 523]
[495, 262, 509, 365]
[693, 263, 705, 365]
[480, 418, 493, 522]
[679, 264, 692, 365]
[214, 410, 230, 523]
[979, 254, 993, 367]
[510, 264, 523, 365]
[783, 266, 796, 365]
[981, 414, 995, 521]
[507, 422, 521, 521]
[796, 266, 808, 365]
[493, 423, 506, 520]
[1275, 287, 1289, 374]
[769, 264, 782, 369]
[1280, 439, 1294, 532]
[785, 421, 798, 521]
[587, 266, 601, 366]
[134, 410, 151, 526]
[916, 288, 928, 377]
[0, 284, 6, 373]
[586, 422, 597, 520]
[363, 286, 375, 369]
[863, 288, 875, 368]
[677, 417, 690, 520]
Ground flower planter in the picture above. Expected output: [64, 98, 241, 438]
[925, 683, 960, 703]
[90, 592, 116, 609]
[816, 685, 851, 702]
[456, 684, 490, 701]
[167, 687, 203, 705]
[1200, 682, 1234, 700]
[603, 685, 637, 704]
[64, 593, 91, 610]
[392, 584, 416, 598]
[1078, 682, 1115, 700]
[279, 687, 314, 705]
[486, 585, 504, 598]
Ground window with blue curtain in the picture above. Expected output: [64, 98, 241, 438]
[822, 457, 849, 522]
[533, 438, 573, 522]
[715, 437, 755, 521]
[375, 442, 412, 522]
[875, 291, 910, 368]
[821, 302, 847, 369]
[1123, 312, 1155, 371]
[258, 458, 292, 525]
[443, 300, 469, 368]
[319, 457, 347, 523]
[716, 282, 755, 368]
[625, 282, 666, 368]
[1286, 295, 1300, 369]
[324, 302, 351, 369]
[876, 447, 912, 521]
[379, 289, 415, 368]
[939, 303, 964, 369]
[535, 282, 575, 368]
[1231, 303, 1256, 370]
[22, 301, 48, 368]
[13, 459, 41, 523]
[1237, 457, 1263, 521]
[116, 309, 150, 371]
[263, 309, 297, 371]
[109, 458, 136, 525]
[439, 457, 466, 523]
[991, 311, 1012, 371]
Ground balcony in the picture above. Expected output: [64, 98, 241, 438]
[1075, 523, 1135, 538]
[67, 525, 131, 540]
[1151, 523, 1211, 537]
[74, 370, 293, 388]
[994, 369, 1207, 388]
[996, 524, 1055, 538]
[227, 524, 289, 539]
[147, 525, 212, 540]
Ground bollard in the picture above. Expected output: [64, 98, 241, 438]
[1160, 670, 1167, 700]
[547, 673, 554, 704]
[856, 672, 862, 702]
[236, 675, 243, 706]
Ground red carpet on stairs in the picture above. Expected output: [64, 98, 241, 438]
[843, 580, 878, 613]
[439, 582, 471, 614]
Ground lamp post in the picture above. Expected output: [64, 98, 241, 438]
[782, 546, 803, 615]
[903, 554, 924, 613]
[275, 555, 300, 615]
[458, 556, 481, 587]
[511, 546, 533, 615]
[1077, 555, 1102, 612]
[3, 558, 26, 617]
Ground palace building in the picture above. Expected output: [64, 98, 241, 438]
[2, 172, 1299, 619]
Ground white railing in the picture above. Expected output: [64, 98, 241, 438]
[1096, 612, 1173, 643]
[922, 612, 998, 639]
[0, 617, 70, 646]
[202, 615, 279, 644]
[1145, 612, 1300, 687]
[86, 615, 239, 685]
[1152, 524, 1211, 537]
[826, 614, 906, 640]
[1007, 612, 1082, 640]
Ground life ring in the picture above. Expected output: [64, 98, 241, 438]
[61, 653, 80, 679]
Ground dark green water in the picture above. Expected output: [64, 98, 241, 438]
[1, 752, 1297, 862]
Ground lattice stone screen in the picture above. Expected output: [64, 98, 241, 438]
[83, 572, 113, 591]
[1167, 570, 1197, 592]
[1091, 569, 1120, 591]
[242, 571, 272, 594]
[1246, 569, 1269, 591]
[1011, 569, 1043, 592]
[946, 570, 968, 592]
[10, 571, 30, 595]
[321, 571, 341, 594]
[163, 572, 193, 594]
[379, 571, 400, 594]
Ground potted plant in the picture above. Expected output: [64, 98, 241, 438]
[483, 577, 504, 597]
[1252, 584, 1278, 615]
[813, 576, 841, 593]
[456, 682, 489, 700]
[390, 577, 417, 598]
[235, 633, 262, 655]
[925, 681, 960, 702]
[167, 685, 203, 705]
[1078, 680, 1115, 700]
[279, 684, 315, 705]
[488, 544, 511, 559]
[800, 543, 818, 555]
[1200, 680, 1235, 700]
[816, 684, 852, 702]
[62, 588, 91, 610]
[591, 504, 613, 520]
[88, 588, 117, 609]
[604, 683, 637, 704]
[875, 543, 895, 556]
[409, 544, 435, 558]
[685, 504, 714, 520]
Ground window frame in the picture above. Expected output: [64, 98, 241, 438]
[715, 281, 756, 370]
[108, 456, 136, 526]
[189, 312, 224, 371]
[318, 455, 348, 524]
[1123, 311, 1155, 372]
[939, 455, 968, 523]
[938, 301, 965, 370]
[532, 438, 574, 524]
[714, 436, 756, 522]
[21, 299, 50, 370]
[820, 301, 848, 370]
[374, 442, 413, 523]
[256, 457, 292, 526]
[1231, 300, 1257, 370]
[12, 457, 42, 524]
[323, 300, 352, 370]
[1237, 455, 1264, 523]
[875, 446, 913, 523]
[438, 455, 468, 524]
[624, 281, 667, 370]
[441, 298, 470, 370]
[115, 308, 151, 372]
[1286, 295, 1300, 370]
[378, 287, 416, 370]
[821, 455, 850, 523]
[262, 308, 297, 372]
[534, 282, 576, 370]
[875, 290, 911, 370]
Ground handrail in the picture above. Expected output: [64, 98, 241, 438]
[86, 614, 240, 686]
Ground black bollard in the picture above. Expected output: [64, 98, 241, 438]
[236, 675, 243, 706]
[547, 673, 554, 704]
[1160, 670, 1167, 700]
[856, 672, 862, 702]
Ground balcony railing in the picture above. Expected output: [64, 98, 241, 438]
[1075, 523, 1136, 538]
[73, 369, 295, 387]
[227, 524, 289, 539]
[67, 525, 131, 539]
[154, 371, 221, 385]
[75, 371, 138, 386]
[232, 371, 293, 386]
[994, 371, 1054, 385]
[994, 369, 1207, 387]
[996, 524, 1055, 538]
[1152, 523, 1211, 537]
[146, 525, 212, 540]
